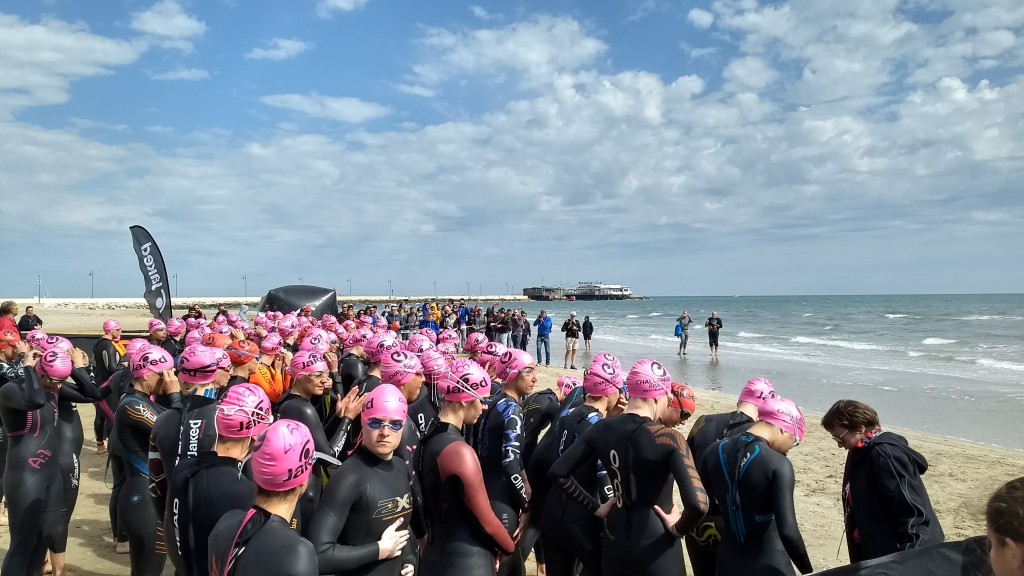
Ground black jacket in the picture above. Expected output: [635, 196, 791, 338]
[842, 431, 944, 562]
[581, 320, 594, 338]
[18, 314, 42, 332]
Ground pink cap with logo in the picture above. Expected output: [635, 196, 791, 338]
[37, 349, 74, 381]
[463, 332, 489, 354]
[166, 318, 186, 337]
[25, 330, 48, 349]
[39, 335, 74, 353]
[216, 383, 273, 439]
[436, 342, 457, 361]
[557, 375, 582, 396]
[738, 377, 777, 407]
[438, 330, 460, 348]
[289, 351, 328, 378]
[758, 395, 806, 443]
[131, 346, 175, 378]
[103, 320, 121, 334]
[418, 328, 437, 344]
[625, 358, 672, 399]
[442, 359, 492, 402]
[250, 420, 334, 491]
[148, 319, 167, 334]
[380, 350, 423, 388]
[177, 345, 221, 385]
[124, 338, 150, 361]
[584, 357, 623, 397]
[365, 333, 403, 364]
[360, 383, 409, 424]
[260, 332, 283, 355]
[497, 349, 535, 382]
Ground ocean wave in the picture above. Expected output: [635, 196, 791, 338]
[922, 338, 958, 345]
[823, 325, 833, 330]
[790, 336, 895, 351]
[625, 314, 639, 318]
[884, 314, 909, 318]
[975, 358, 1024, 372]
[647, 335, 677, 342]
[907, 351, 927, 357]
[648, 312, 664, 316]
[955, 315, 1024, 321]
[737, 332, 766, 338]
[803, 313, 813, 317]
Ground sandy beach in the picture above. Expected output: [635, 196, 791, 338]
[2, 304, 1020, 575]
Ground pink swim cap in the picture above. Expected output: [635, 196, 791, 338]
[103, 320, 121, 334]
[365, 333, 403, 364]
[148, 319, 167, 334]
[260, 332, 283, 355]
[738, 377, 777, 407]
[380, 350, 423, 388]
[213, 348, 232, 370]
[131, 346, 175, 379]
[277, 317, 299, 338]
[758, 396, 806, 444]
[405, 335, 436, 355]
[227, 312, 240, 324]
[124, 338, 150, 361]
[584, 357, 623, 397]
[185, 318, 200, 331]
[178, 345, 221, 385]
[36, 349, 73, 381]
[593, 352, 622, 374]
[443, 359, 492, 402]
[463, 332, 488, 354]
[290, 350, 327, 378]
[185, 326, 210, 347]
[251, 420, 319, 491]
[341, 320, 356, 332]
[166, 318, 186, 337]
[418, 328, 437, 344]
[476, 342, 508, 370]
[557, 375, 582, 396]
[438, 330, 460, 347]
[436, 342, 457, 361]
[40, 335, 73, 353]
[625, 359, 672, 399]
[360, 383, 409, 425]
[299, 330, 330, 354]
[216, 383, 274, 439]
[25, 330, 48, 349]
[497, 349, 535, 382]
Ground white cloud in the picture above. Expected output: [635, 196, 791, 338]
[396, 83, 437, 98]
[723, 56, 777, 90]
[149, 67, 209, 81]
[316, 0, 370, 18]
[260, 93, 392, 123]
[245, 38, 313, 61]
[687, 8, 715, 29]
[469, 5, 498, 20]
[130, 0, 206, 51]
[0, 14, 144, 116]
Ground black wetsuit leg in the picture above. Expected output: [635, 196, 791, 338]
[51, 407, 84, 553]
[0, 425, 7, 505]
[109, 447, 127, 542]
[119, 470, 166, 576]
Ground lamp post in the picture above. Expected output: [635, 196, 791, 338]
[37, 272, 41, 303]
[433, 281, 437, 298]
[299, 276, 304, 285]
[173, 273, 178, 298]
[478, 282, 482, 296]
[89, 270, 94, 298]
[506, 282, 509, 295]
[465, 281, 470, 296]
[347, 278, 352, 297]
[243, 275, 248, 298]
[388, 279, 393, 299]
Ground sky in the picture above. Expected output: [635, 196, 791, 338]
[2, 0, 1023, 299]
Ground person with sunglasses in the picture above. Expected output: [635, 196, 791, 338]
[821, 399, 944, 563]
[275, 351, 363, 536]
[115, 346, 182, 576]
[698, 395, 813, 576]
[170, 384, 273, 576]
[417, 359, 516, 576]
[207, 420, 327, 576]
[549, 359, 708, 576]
[310, 384, 422, 576]
[377, 350, 426, 465]
[684, 376, 776, 576]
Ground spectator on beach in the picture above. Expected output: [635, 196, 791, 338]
[821, 399, 945, 562]
[17, 306, 43, 333]
[510, 310, 524, 349]
[677, 310, 693, 356]
[441, 305, 457, 330]
[457, 299, 471, 347]
[0, 301, 18, 335]
[705, 311, 723, 358]
[520, 311, 531, 351]
[533, 310, 552, 367]
[581, 315, 594, 351]
[561, 311, 582, 370]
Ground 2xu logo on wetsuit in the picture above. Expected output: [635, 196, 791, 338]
[372, 494, 413, 519]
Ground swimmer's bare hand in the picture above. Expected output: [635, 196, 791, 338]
[337, 387, 364, 420]
[161, 369, 181, 394]
[512, 510, 530, 543]
[324, 351, 339, 373]
[377, 518, 410, 560]
[255, 326, 267, 338]
[400, 564, 414, 576]
[230, 329, 246, 341]
[22, 349, 42, 367]
[653, 504, 683, 537]
[595, 497, 616, 519]
[609, 395, 628, 417]
[14, 341, 30, 355]
[69, 348, 90, 368]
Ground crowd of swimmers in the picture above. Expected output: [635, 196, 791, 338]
[0, 306, 1022, 576]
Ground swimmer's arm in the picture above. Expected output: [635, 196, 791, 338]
[442, 442, 516, 555]
[498, 400, 530, 508]
[549, 431, 601, 514]
[579, 413, 614, 502]
[774, 460, 813, 574]
[0, 369, 46, 411]
[62, 367, 102, 402]
[658, 426, 709, 535]
[147, 428, 168, 515]
[328, 416, 354, 460]
[309, 474, 380, 571]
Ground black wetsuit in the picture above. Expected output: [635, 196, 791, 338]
[339, 354, 368, 395]
[0, 356, 26, 509]
[102, 366, 133, 545]
[706, 317, 722, 349]
[408, 385, 440, 437]
[162, 337, 185, 360]
[275, 392, 354, 536]
[150, 391, 220, 572]
[92, 338, 122, 442]
[170, 452, 255, 576]
[0, 370, 61, 576]
[52, 367, 102, 554]
[685, 411, 756, 576]
[207, 506, 319, 576]
[699, 433, 813, 575]
[474, 391, 529, 576]
[549, 413, 709, 576]
[417, 422, 517, 576]
[540, 405, 611, 576]
[308, 445, 422, 576]
[115, 389, 179, 576]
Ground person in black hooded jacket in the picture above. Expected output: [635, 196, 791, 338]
[821, 399, 944, 562]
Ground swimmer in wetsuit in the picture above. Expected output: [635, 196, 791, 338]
[115, 346, 181, 576]
[0, 349, 67, 576]
[274, 350, 361, 536]
[92, 319, 124, 454]
[549, 359, 709, 576]
[660, 381, 696, 428]
[377, 350, 426, 465]
[207, 420, 328, 576]
[172, 384, 273, 576]
[0, 332, 29, 526]
[685, 376, 776, 576]
[151, 344, 232, 573]
[699, 396, 813, 576]
[416, 359, 516, 576]
[309, 384, 423, 576]
[410, 349, 450, 436]
[478, 349, 538, 576]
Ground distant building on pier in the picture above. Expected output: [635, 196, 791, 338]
[522, 282, 640, 301]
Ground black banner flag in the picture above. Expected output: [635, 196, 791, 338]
[129, 225, 172, 321]
[813, 537, 991, 576]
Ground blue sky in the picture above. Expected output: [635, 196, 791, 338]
[1, 0, 1023, 299]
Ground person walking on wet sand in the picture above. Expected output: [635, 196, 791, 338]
[676, 311, 693, 356]
[705, 312, 722, 358]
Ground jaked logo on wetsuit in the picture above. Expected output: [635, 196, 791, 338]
[372, 493, 413, 519]
[188, 419, 202, 457]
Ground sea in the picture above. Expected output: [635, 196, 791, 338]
[518, 294, 1024, 450]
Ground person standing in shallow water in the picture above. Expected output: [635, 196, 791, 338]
[581, 316, 594, 352]
[676, 311, 693, 356]
[705, 311, 722, 358]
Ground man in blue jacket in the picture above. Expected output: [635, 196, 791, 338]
[533, 310, 552, 367]
[456, 299, 471, 349]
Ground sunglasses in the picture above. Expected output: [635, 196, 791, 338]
[517, 367, 536, 376]
[366, 418, 404, 432]
[831, 429, 850, 444]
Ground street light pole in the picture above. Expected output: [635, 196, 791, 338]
[465, 281, 470, 296]
[37, 272, 41, 303]
[173, 273, 178, 298]
[433, 281, 437, 298]
[347, 278, 352, 297]
[479, 282, 482, 296]
[299, 276, 304, 285]
[506, 282, 509, 295]
[89, 270, 94, 298]
[243, 275, 247, 298]
[388, 279, 393, 299]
